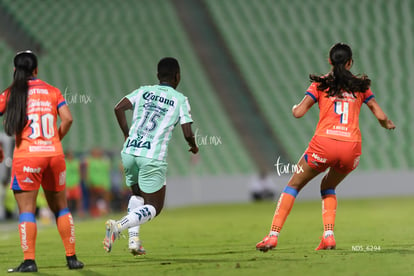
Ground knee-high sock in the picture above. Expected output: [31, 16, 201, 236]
[19, 212, 37, 260]
[128, 196, 144, 240]
[321, 189, 337, 235]
[270, 186, 298, 235]
[55, 208, 76, 256]
[118, 205, 156, 232]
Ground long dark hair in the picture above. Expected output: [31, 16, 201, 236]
[4, 51, 37, 136]
[309, 43, 371, 98]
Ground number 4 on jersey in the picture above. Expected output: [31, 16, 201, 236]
[334, 101, 349, 124]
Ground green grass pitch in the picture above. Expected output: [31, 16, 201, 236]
[1, 197, 413, 275]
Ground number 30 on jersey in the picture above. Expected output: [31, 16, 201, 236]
[28, 113, 55, 139]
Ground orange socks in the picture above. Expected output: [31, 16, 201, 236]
[18, 213, 37, 260]
[270, 186, 298, 235]
[56, 208, 76, 256]
[18, 209, 77, 260]
[267, 187, 337, 238]
[321, 189, 337, 235]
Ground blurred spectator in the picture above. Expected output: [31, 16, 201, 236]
[110, 159, 131, 212]
[65, 150, 83, 216]
[0, 132, 15, 220]
[250, 170, 278, 201]
[85, 148, 111, 217]
[79, 156, 89, 214]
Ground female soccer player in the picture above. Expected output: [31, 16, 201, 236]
[256, 43, 396, 252]
[0, 51, 84, 272]
[103, 57, 198, 255]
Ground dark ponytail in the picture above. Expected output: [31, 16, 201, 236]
[4, 51, 37, 136]
[309, 43, 371, 98]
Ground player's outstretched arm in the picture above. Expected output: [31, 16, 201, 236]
[58, 105, 73, 140]
[292, 95, 315, 118]
[181, 123, 198, 154]
[114, 97, 133, 140]
[366, 98, 396, 130]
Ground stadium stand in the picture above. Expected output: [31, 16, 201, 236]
[0, 0, 410, 174]
[0, 0, 255, 176]
[204, 0, 411, 170]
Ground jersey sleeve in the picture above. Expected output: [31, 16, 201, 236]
[305, 82, 320, 103]
[56, 88, 67, 109]
[179, 97, 193, 125]
[0, 90, 9, 116]
[363, 87, 375, 104]
[125, 89, 140, 107]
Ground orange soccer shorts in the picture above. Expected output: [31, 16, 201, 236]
[10, 155, 66, 192]
[304, 135, 361, 174]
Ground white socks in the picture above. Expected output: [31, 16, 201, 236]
[324, 230, 334, 238]
[128, 196, 144, 240]
[269, 231, 279, 237]
[118, 204, 156, 232]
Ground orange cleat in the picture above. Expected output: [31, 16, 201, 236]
[256, 235, 278, 252]
[315, 235, 336, 250]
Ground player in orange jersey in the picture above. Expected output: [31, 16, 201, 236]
[0, 51, 84, 272]
[256, 43, 395, 252]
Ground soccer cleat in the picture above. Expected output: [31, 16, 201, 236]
[66, 254, 84, 270]
[103, 219, 120, 253]
[7, 259, 38, 273]
[256, 234, 278, 252]
[315, 235, 336, 250]
[129, 237, 146, 256]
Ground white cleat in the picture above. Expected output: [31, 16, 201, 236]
[103, 219, 120, 253]
[129, 237, 146, 256]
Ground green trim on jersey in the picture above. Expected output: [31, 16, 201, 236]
[122, 84, 193, 161]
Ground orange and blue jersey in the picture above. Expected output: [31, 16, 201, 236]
[0, 78, 67, 158]
[306, 82, 375, 142]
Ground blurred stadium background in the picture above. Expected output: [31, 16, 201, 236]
[0, 0, 412, 211]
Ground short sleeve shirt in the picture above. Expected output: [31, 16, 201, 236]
[122, 84, 193, 161]
[306, 82, 375, 142]
[0, 79, 67, 157]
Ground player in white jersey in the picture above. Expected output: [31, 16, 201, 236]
[103, 57, 198, 255]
